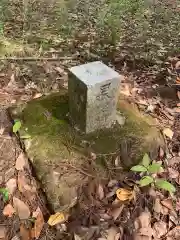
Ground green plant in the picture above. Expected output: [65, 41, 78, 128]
[13, 119, 22, 133]
[131, 153, 176, 194]
[0, 188, 9, 202]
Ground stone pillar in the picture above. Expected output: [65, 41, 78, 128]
[68, 61, 122, 133]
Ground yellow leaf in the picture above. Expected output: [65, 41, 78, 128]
[48, 212, 67, 226]
[163, 128, 174, 139]
[116, 188, 134, 201]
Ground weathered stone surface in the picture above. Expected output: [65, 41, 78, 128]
[69, 61, 122, 133]
[10, 91, 164, 211]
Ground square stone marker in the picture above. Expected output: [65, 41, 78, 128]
[68, 61, 122, 133]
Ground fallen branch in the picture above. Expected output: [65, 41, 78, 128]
[0, 56, 74, 61]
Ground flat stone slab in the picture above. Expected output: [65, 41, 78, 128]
[69, 61, 123, 133]
[10, 91, 164, 211]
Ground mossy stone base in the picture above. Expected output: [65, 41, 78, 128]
[10, 90, 164, 211]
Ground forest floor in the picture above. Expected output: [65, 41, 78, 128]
[0, 49, 179, 240]
[0, 0, 180, 240]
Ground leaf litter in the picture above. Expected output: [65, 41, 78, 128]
[0, 7, 180, 239]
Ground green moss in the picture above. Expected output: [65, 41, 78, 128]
[11, 92, 163, 166]
[10, 91, 164, 210]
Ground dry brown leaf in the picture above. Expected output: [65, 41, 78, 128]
[0, 127, 4, 135]
[110, 204, 124, 220]
[55, 66, 65, 75]
[153, 221, 167, 238]
[168, 157, 180, 167]
[48, 212, 68, 226]
[107, 227, 119, 240]
[163, 128, 174, 139]
[18, 171, 36, 195]
[116, 188, 134, 201]
[3, 204, 16, 217]
[15, 153, 29, 170]
[20, 224, 31, 240]
[31, 207, 44, 239]
[137, 211, 151, 229]
[176, 198, 180, 211]
[120, 83, 131, 96]
[33, 93, 42, 99]
[137, 99, 148, 106]
[168, 167, 179, 179]
[0, 226, 6, 239]
[6, 178, 17, 195]
[108, 180, 118, 188]
[138, 227, 154, 237]
[133, 234, 151, 240]
[166, 226, 180, 238]
[13, 197, 30, 220]
[90, 152, 96, 160]
[177, 91, 180, 100]
[153, 198, 169, 215]
[74, 234, 82, 240]
[161, 199, 174, 211]
[97, 184, 104, 200]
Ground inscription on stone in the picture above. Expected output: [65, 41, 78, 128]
[68, 61, 122, 133]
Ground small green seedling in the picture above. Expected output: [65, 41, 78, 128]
[131, 153, 176, 194]
[0, 188, 9, 202]
[13, 119, 22, 133]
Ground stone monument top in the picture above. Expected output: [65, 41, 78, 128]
[68, 61, 123, 133]
[69, 61, 120, 86]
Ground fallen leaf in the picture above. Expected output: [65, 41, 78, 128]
[146, 104, 155, 113]
[108, 180, 118, 188]
[138, 227, 154, 237]
[133, 234, 151, 240]
[109, 204, 124, 220]
[163, 128, 174, 139]
[90, 152, 96, 160]
[3, 204, 16, 217]
[15, 153, 29, 170]
[107, 227, 119, 240]
[161, 199, 174, 211]
[0, 127, 4, 135]
[20, 224, 31, 240]
[176, 198, 180, 211]
[177, 91, 180, 100]
[120, 83, 131, 96]
[13, 197, 30, 219]
[17, 171, 35, 193]
[167, 157, 180, 167]
[166, 226, 180, 238]
[97, 184, 104, 200]
[0, 226, 6, 239]
[74, 234, 82, 240]
[48, 212, 68, 226]
[31, 207, 44, 239]
[33, 93, 42, 99]
[153, 221, 167, 238]
[116, 188, 134, 201]
[55, 66, 65, 75]
[137, 211, 151, 228]
[6, 178, 17, 195]
[153, 198, 169, 215]
[168, 167, 179, 179]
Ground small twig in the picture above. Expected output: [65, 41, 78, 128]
[0, 57, 74, 61]
[58, 163, 108, 180]
[0, 138, 6, 150]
